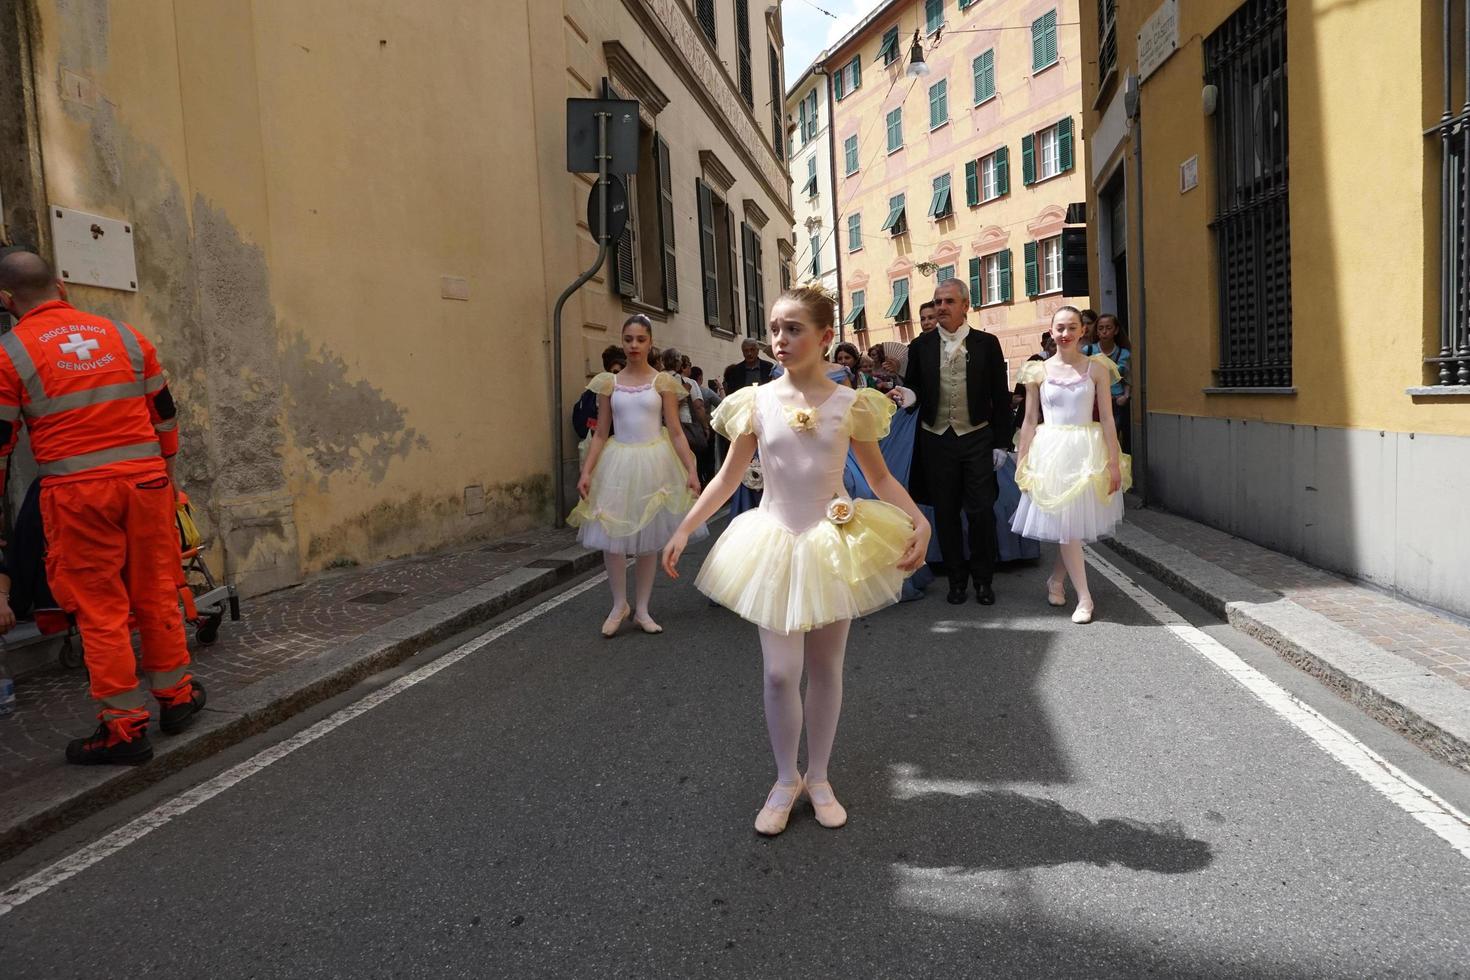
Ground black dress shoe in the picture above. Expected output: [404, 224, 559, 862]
[975, 583, 996, 605]
[946, 583, 967, 605]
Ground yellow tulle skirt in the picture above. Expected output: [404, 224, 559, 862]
[696, 500, 914, 635]
[568, 433, 704, 555]
[1013, 422, 1132, 543]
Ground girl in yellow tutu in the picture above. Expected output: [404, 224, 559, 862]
[662, 286, 929, 836]
[1012, 306, 1131, 624]
[570, 315, 704, 638]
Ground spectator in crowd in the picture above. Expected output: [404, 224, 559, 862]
[692, 366, 720, 410]
[832, 342, 864, 388]
[574, 345, 627, 450]
[723, 338, 774, 394]
[1011, 333, 1052, 444]
[919, 301, 939, 334]
[663, 346, 712, 481]
[1083, 314, 1133, 454]
[1080, 308, 1099, 346]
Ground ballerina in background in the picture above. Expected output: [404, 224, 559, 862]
[1012, 306, 1130, 624]
[570, 315, 705, 638]
[663, 286, 929, 836]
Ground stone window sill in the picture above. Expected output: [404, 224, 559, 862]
[1202, 387, 1297, 396]
[1407, 385, 1470, 396]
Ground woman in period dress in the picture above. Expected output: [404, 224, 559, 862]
[1012, 306, 1131, 624]
[570, 315, 705, 638]
[663, 286, 929, 836]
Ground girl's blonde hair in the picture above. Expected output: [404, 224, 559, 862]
[775, 283, 838, 333]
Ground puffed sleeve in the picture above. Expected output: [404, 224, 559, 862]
[1089, 354, 1123, 387]
[586, 372, 616, 397]
[1017, 361, 1047, 386]
[848, 388, 897, 442]
[653, 373, 687, 400]
[710, 386, 758, 439]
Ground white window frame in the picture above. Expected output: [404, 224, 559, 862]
[1038, 125, 1061, 181]
[1041, 236, 1062, 294]
[982, 253, 1002, 306]
[980, 153, 999, 202]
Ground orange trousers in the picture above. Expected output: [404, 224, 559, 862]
[41, 473, 190, 708]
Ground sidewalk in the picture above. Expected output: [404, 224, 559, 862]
[1102, 497, 1470, 774]
[0, 524, 600, 858]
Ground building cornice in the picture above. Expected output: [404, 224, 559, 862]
[743, 198, 771, 229]
[620, 0, 794, 224]
[602, 41, 670, 115]
[700, 149, 736, 193]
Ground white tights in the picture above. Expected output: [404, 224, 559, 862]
[758, 620, 851, 787]
[604, 552, 658, 619]
[1050, 540, 1092, 604]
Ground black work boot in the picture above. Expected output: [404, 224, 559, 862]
[66, 715, 154, 766]
[158, 678, 207, 735]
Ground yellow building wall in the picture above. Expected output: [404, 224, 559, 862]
[828, 0, 1089, 373]
[1083, 0, 1465, 437]
[16, 0, 789, 596]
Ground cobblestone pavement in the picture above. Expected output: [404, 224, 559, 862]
[0, 524, 583, 795]
[1123, 505, 1470, 692]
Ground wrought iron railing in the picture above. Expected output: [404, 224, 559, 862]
[1206, 0, 1291, 388]
[1429, 0, 1470, 385]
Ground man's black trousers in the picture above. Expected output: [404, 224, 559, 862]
[919, 424, 998, 588]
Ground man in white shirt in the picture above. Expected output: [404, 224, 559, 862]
[903, 279, 1014, 605]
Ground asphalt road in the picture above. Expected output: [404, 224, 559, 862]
[2, 534, 1469, 979]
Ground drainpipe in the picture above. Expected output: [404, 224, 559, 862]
[1125, 74, 1150, 507]
[820, 64, 845, 340]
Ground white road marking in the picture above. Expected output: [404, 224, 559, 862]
[0, 574, 607, 918]
[1085, 545, 1470, 862]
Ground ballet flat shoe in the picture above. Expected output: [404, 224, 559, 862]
[601, 605, 630, 638]
[633, 615, 664, 635]
[804, 779, 848, 830]
[754, 777, 804, 836]
[1072, 601, 1095, 625]
[1046, 577, 1067, 607]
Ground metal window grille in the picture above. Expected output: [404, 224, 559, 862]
[1206, 0, 1291, 388]
[696, 0, 717, 47]
[1429, 1, 1470, 385]
[735, 0, 753, 108]
[1098, 0, 1118, 86]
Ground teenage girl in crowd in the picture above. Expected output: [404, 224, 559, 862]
[663, 286, 929, 836]
[1083, 314, 1133, 454]
[1012, 307, 1130, 624]
[570, 314, 705, 638]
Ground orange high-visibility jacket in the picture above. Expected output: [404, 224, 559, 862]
[0, 300, 179, 484]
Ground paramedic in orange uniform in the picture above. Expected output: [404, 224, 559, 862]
[0, 248, 204, 765]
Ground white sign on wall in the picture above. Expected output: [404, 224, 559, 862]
[49, 205, 138, 292]
[1180, 155, 1199, 193]
[1138, 0, 1180, 83]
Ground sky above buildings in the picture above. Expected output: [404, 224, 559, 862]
[782, 0, 886, 91]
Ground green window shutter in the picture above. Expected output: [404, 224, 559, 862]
[1024, 240, 1040, 297]
[969, 257, 982, 306]
[655, 134, 678, 311]
[697, 179, 719, 326]
[879, 27, 899, 65]
[834, 68, 846, 100]
[844, 135, 859, 175]
[1058, 116, 1074, 172]
[925, 0, 942, 33]
[887, 107, 903, 151]
[1045, 11, 1058, 65]
[998, 249, 1013, 302]
[965, 160, 979, 206]
[1031, 15, 1046, 71]
[973, 50, 994, 103]
[752, 233, 764, 332]
[995, 146, 1010, 195]
[742, 224, 758, 334]
[928, 79, 948, 128]
[1021, 134, 1035, 185]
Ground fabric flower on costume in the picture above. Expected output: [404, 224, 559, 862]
[784, 406, 819, 433]
[741, 457, 764, 491]
[826, 495, 855, 526]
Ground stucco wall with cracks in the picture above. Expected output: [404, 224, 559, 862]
[17, 0, 559, 594]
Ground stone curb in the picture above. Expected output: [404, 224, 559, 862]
[1102, 521, 1470, 777]
[0, 546, 601, 862]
